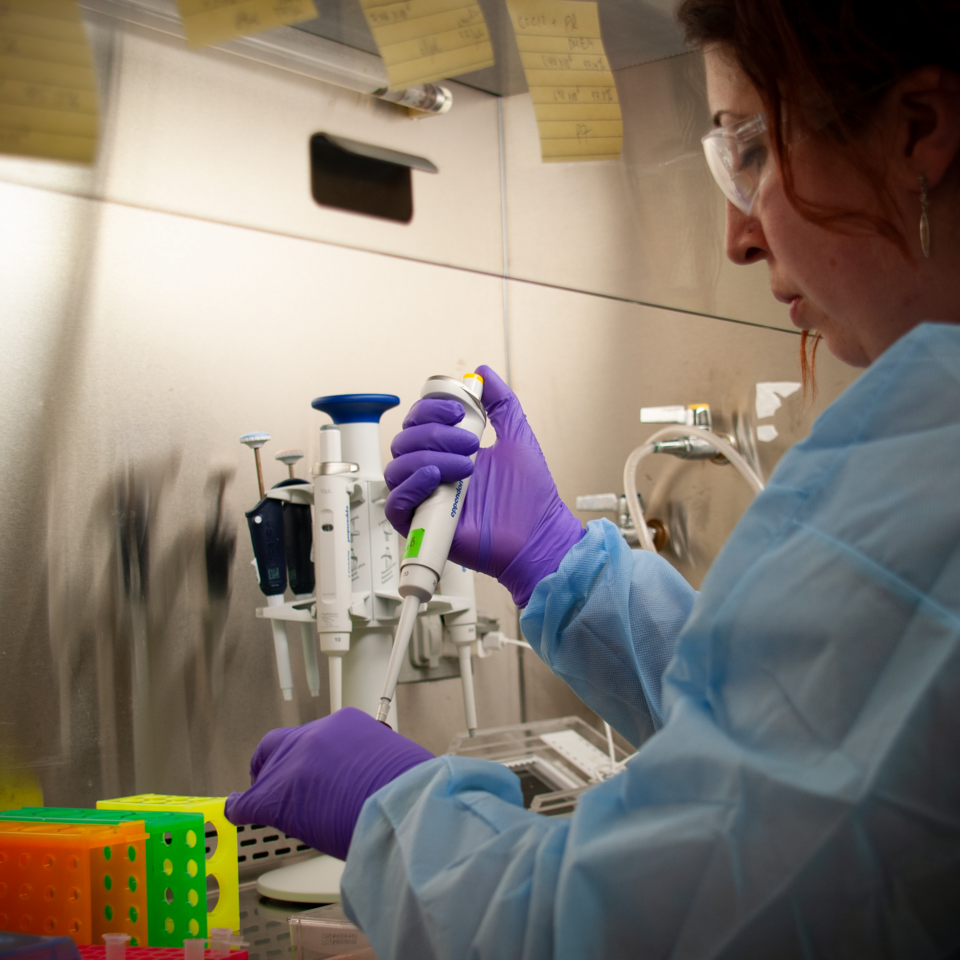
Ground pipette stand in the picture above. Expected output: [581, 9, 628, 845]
[249, 393, 489, 732]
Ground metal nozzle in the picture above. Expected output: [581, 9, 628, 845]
[379, 83, 453, 114]
[652, 436, 719, 460]
[686, 404, 713, 431]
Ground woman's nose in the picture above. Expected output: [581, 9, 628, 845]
[725, 200, 768, 265]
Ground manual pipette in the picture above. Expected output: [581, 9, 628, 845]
[313, 423, 358, 712]
[241, 432, 295, 701]
[376, 373, 486, 729]
[274, 453, 321, 698]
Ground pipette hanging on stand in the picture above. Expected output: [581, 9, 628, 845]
[240, 432, 295, 701]
[274, 449, 322, 698]
[240, 435, 323, 700]
[312, 424, 358, 712]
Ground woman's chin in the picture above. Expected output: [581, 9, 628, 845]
[819, 329, 872, 368]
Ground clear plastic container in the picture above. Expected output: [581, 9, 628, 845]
[288, 904, 377, 960]
[447, 716, 630, 814]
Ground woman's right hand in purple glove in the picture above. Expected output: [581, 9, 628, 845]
[384, 365, 584, 608]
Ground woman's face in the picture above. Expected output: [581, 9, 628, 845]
[704, 47, 918, 367]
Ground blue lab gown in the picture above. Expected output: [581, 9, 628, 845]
[341, 322, 960, 958]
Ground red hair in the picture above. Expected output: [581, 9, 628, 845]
[799, 330, 822, 400]
[677, 0, 960, 248]
[677, 0, 960, 386]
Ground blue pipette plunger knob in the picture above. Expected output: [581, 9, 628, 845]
[311, 394, 400, 423]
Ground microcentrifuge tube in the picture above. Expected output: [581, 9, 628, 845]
[209, 928, 233, 958]
[103, 933, 131, 960]
[183, 939, 206, 960]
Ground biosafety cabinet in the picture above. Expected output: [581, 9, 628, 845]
[0, 0, 855, 841]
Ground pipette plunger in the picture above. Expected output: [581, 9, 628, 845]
[240, 432, 270, 499]
[276, 448, 305, 479]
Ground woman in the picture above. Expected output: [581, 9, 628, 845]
[226, 2, 960, 955]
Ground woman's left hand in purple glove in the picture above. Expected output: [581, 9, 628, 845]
[224, 708, 434, 861]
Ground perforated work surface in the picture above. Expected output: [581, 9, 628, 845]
[237, 883, 300, 960]
[234, 826, 312, 873]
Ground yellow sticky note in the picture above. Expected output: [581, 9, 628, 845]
[0, 0, 99, 165]
[176, 0, 319, 49]
[507, 0, 621, 162]
[359, 0, 495, 90]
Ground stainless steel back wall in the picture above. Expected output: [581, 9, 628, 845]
[0, 9, 858, 804]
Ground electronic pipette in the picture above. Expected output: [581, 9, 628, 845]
[376, 373, 486, 729]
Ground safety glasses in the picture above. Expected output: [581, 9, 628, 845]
[701, 112, 771, 215]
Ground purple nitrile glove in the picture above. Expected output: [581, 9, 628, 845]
[224, 708, 433, 861]
[384, 365, 585, 608]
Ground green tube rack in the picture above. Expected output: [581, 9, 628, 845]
[0, 807, 207, 947]
[97, 796, 238, 936]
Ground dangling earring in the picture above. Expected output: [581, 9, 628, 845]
[919, 174, 932, 258]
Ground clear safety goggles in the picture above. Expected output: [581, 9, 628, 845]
[701, 112, 771, 215]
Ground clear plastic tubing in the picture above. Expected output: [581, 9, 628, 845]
[622, 425, 765, 553]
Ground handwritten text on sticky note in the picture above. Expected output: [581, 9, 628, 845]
[0, 0, 99, 165]
[176, 0, 319, 49]
[507, 0, 621, 162]
[359, 0, 495, 90]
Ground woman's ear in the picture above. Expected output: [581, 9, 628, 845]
[893, 66, 960, 189]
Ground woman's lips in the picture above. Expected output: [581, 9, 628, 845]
[773, 289, 804, 327]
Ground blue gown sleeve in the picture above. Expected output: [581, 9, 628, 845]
[520, 518, 696, 742]
[341, 757, 568, 960]
[342, 327, 960, 959]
